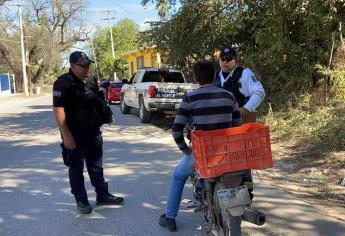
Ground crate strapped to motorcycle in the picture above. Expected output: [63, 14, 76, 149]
[191, 123, 271, 226]
[191, 123, 273, 179]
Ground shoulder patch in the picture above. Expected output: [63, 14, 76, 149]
[251, 75, 258, 82]
[53, 91, 62, 97]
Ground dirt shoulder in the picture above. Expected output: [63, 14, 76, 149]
[255, 135, 345, 222]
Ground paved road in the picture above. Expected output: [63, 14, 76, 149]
[0, 95, 344, 236]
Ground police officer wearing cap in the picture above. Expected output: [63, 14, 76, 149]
[214, 47, 265, 121]
[53, 51, 123, 214]
[214, 47, 266, 200]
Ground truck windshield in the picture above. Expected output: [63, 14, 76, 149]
[142, 71, 185, 83]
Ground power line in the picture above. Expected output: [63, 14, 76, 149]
[112, 3, 131, 14]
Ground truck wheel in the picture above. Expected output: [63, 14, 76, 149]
[139, 98, 151, 123]
[120, 95, 130, 114]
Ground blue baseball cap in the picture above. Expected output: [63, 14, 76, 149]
[69, 51, 94, 66]
[220, 47, 237, 58]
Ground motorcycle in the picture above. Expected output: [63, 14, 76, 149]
[189, 123, 272, 235]
[190, 170, 266, 235]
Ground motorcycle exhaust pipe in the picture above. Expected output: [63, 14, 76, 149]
[243, 208, 266, 226]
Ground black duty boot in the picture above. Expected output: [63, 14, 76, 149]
[159, 214, 177, 232]
[96, 193, 124, 205]
[76, 199, 92, 214]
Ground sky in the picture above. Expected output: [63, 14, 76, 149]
[1, 0, 178, 64]
[85, 0, 161, 31]
[2, 0, 165, 31]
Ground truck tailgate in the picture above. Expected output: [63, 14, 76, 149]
[154, 83, 197, 99]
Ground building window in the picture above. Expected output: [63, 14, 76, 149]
[130, 62, 134, 76]
[151, 54, 157, 67]
[136, 56, 144, 69]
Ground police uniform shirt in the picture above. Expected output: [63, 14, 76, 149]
[53, 74, 72, 108]
[53, 71, 98, 107]
[219, 67, 265, 112]
[53, 71, 85, 109]
[53, 70, 100, 132]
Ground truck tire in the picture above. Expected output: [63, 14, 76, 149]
[139, 98, 151, 123]
[120, 94, 130, 114]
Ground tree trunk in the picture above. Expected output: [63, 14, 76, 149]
[340, 22, 344, 46]
[324, 32, 336, 104]
[27, 64, 32, 96]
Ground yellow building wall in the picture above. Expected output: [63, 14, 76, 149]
[122, 48, 162, 79]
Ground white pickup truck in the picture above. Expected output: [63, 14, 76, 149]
[120, 68, 198, 123]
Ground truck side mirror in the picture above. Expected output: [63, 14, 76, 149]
[122, 79, 129, 84]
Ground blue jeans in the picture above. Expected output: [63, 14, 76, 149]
[165, 153, 195, 219]
[165, 153, 242, 235]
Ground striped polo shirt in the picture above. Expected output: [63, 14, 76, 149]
[172, 85, 242, 155]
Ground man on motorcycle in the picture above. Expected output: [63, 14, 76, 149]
[159, 60, 242, 232]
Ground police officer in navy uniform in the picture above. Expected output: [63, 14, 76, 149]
[53, 51, 123, 214]
[214, 46, 266, 199]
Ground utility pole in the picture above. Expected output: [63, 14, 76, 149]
[101, 10, 117, 81]
[18, 2, 29, 96]
[6, 0, 28, 96]
[90, 39, 101, 81]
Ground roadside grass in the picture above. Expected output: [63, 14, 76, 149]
[258, 100, 345, 215]
[41, 84, 53, 93]
[263, 101, 345, 152]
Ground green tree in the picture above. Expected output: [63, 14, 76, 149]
[141, 0, 176, 19]
[91, 18, 139, 81]
[0, 0, 88, 93]
[141, 0, 345, 108]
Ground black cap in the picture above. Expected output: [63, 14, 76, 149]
[220, 47, 237, 58]
[69, 51, 94, 66]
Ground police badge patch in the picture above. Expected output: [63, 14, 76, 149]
[251, 75, 258, 82]
[53, 91, 62, 97]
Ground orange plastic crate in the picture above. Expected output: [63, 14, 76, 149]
[191, 123, 272, 178]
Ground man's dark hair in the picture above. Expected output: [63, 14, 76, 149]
[192, 60, 215, 85]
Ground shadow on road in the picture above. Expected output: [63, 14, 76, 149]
[0, 105, 204, 235]
[0, 104, 344, 236]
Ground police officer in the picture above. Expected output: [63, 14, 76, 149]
[214, 47, 265, 121]
[214, 46, 266, 200]
[53, 51, 123, 214]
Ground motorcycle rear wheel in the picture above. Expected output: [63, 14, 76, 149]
[212, 183, 230, 236]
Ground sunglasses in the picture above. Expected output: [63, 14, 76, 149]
[76, 64, 91, 69]
[221, 56, 234, 62]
